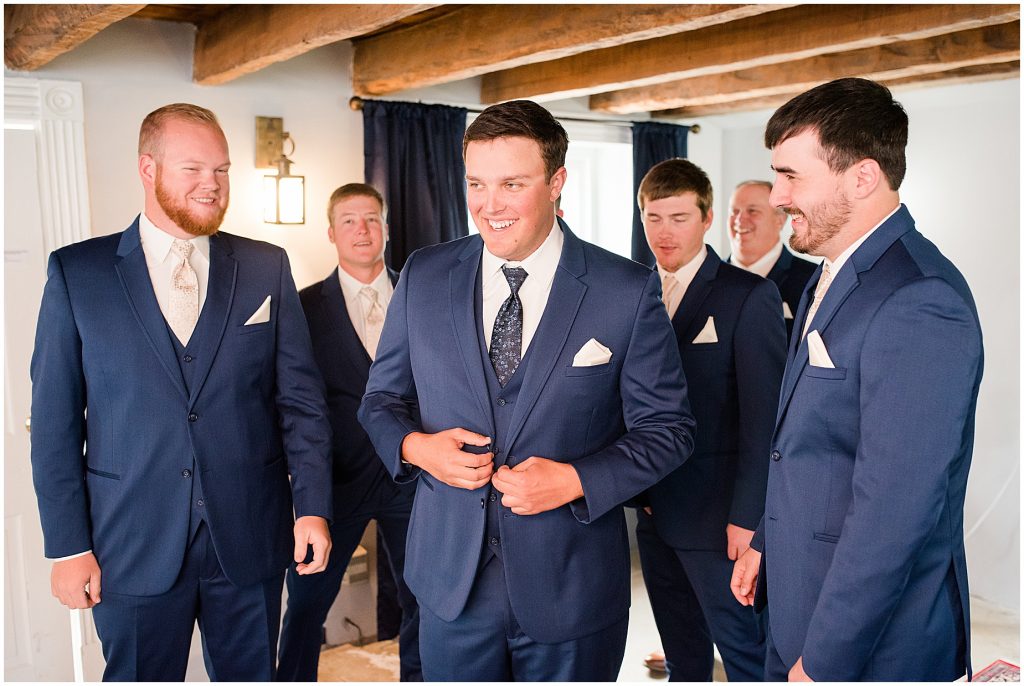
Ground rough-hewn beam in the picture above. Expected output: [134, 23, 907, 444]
[654, 61, 1021, 119]
[4, 4, 144, 71]
[482, 4, 1021, 103]
[352, 4, 792, 96]
[593, 21, 1020, 113]
[193, 4, 438, 86]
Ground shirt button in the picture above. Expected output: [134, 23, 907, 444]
[188, 413, 198, 422]
[497, 398, 507, 406]
[489, 493, 497, 503]
[196, 499, 204, 507]
[183, 355, 193, 363]
[771, 449, 782, 462]
[489, 536, 500, 546]
[182, 469, 192, 478]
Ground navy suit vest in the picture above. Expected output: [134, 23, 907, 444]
[167, 323, 209, 542]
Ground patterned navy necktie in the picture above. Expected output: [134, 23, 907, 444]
[489, 265, 529, 387]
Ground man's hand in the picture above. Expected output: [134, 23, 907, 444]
[52, 553, 101, 609]
[726, 523, 755, 561]
[730, 546, 761, 606]
[491, 457, 584, 515]
[401, 429, 493, 490]
[789, 657, 813, 681]
[294, 516, 332, 575]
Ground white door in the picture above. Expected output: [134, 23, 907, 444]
[4, 77, 104, 681]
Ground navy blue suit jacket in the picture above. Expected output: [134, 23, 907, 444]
[729, 247, 817, 342]
[646, 246, 786, 550]
[359, 221, 695, 643]
[751, 206, 983, 680]
[299, 268, 414, 519]
[30, 219, 333, 596]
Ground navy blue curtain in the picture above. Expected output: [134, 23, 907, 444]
[363, 100, 469, 271]
[631, 121, 690, 267]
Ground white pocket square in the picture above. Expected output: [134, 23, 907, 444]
[782, 302, 794, 320]
[244, 295, 271, 325]
[806, 330, 835, 368]
[572, 338, 612, 367]
[692, 316, 718, 344]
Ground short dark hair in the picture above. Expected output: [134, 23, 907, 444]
[765, 78, 908, 190]
[327, 183, 386, 225]
[637, 158, 713, 220]
[139, 103, 223, 159]
[463, 100, 569, 181]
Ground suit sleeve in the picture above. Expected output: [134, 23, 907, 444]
[359, 252, 423, 482]
[274, 251, 334, 521]
[730, 279, 787, 529]
[801, 277, 982, 680]
[570, 269, 696, 523]
[30, 252, 92, 558]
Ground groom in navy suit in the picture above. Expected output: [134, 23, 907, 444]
[731, 78, 983, 681]
[30, 103, 333, 681]
[359, 100, 695, 681]
[278, 183, 421, 681]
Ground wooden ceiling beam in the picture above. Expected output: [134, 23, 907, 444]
[4, 4, 145, 71]
[193, 4, 438, 86]
[482, 4, 1021, 103]
[654, 61, 1021, 119]
[351, 4, 792, 96]
[593, 21, 1020, 114]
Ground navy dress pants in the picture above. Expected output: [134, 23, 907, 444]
[91, 522, 283, 681]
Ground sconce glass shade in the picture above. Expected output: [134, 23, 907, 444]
[263, 172, 305, 224]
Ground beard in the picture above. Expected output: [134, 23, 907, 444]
[786, 191, 851, 255]
[155, 168, 228, 237]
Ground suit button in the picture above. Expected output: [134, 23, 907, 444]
[771, 449, 782, 462]
[489, 493, 497, 503]
[183, 355, 193, 363]
[489, 536, 500, 546]
[480, 498, 485, 509]
[188, 413, 198, 422]
[196, 499, 204, 507]
[182, 469, 192, 478]
[497, 398, 507, 406]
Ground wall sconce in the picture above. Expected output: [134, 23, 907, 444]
[256, 116, 305, 224]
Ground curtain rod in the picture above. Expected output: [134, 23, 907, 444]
[348, 96, 700, 134]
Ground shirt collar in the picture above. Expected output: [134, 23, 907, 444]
[481, 218, 563, 285]
[733, 239, 784, 278]
[337, 262, 390, 301]
[825, 205, 900, 277]
[658, 244, 708, 284]
[138, 211, 210, 266]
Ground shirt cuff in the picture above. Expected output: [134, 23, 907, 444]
[51, 549, 92, 562]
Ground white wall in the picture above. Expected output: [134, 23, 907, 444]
[710, 79, 1021, 609]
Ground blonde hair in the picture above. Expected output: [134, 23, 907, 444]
[138, 103, 223, 158]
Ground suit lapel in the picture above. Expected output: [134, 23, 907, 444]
[671, 246, 718, 343]
[186, 232, 237, 406]
[504, 221, 587, 452]
[450, 238, 495, 438]
[113, 219, 188, 402]
[766, 247, 792, 287]
[321, 270, 372, 376]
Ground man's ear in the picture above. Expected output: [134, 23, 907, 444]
[849, 158, 883, 200]
[138, 154, 156, 188]
[702, 207, 714, 233]
[549, 166, 567, 201]
[327, 225, 336, 244]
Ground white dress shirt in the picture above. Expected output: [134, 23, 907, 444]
[337, 265, 394, 353]
[139, 212, 211, 319]
[733, 239, 784, 278]
[657, 245, 707, 319]
[482, 219, 563, 353]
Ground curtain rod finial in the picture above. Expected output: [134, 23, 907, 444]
[349, 96, 364, 112]
[690, 124, 701, 134]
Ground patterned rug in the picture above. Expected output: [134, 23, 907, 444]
[318, 639, 400, 682]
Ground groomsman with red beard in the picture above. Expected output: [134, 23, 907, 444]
[30, 103, 333, 681]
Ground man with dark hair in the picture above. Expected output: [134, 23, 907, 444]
[359, 99, 694, 681]
[731, 78, 983, 681]
[30, 103, 332, 680]
[727, 180, 817, 341]
[278, 183, 421, 681]
[636, 159, 785, 681]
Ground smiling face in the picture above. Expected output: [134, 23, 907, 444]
[141, 118, 230, 238]
[769, 130, 852, 258]
[728, 183, 787, 266]
[643, 192, 712, 272]
[328, 194, 387, 281]
[465, 136, 565, 262]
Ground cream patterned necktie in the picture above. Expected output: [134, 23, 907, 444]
[168, 239, 199, 344]
[802, 262, 832, 339]
[360, 286, 385, 359]
[662, 273, 681, 319]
